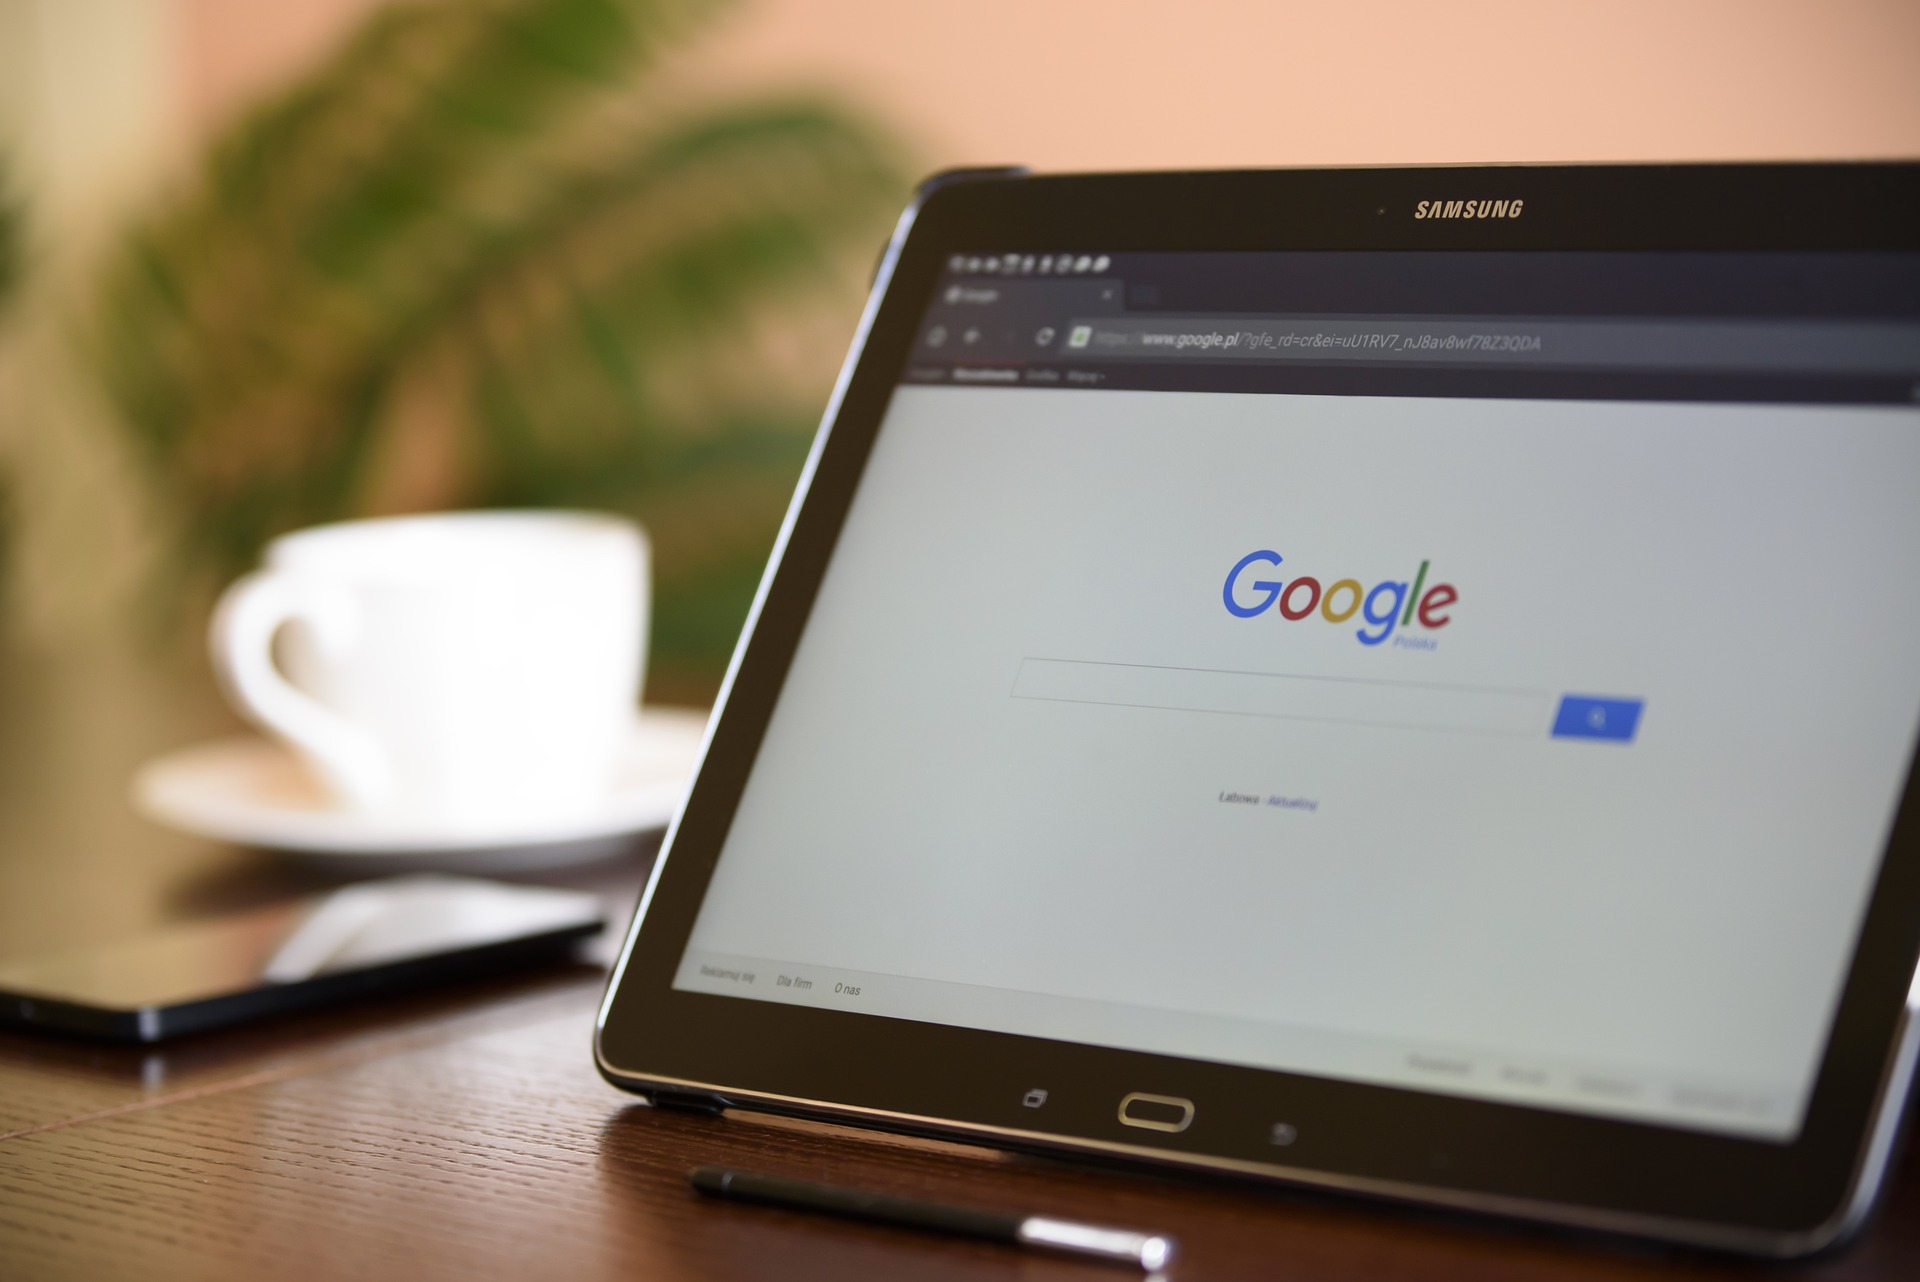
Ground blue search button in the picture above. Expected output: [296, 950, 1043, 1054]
[1552, 696, 1644, 743]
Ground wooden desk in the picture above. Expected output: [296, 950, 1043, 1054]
[3, 962, 1918, 1281]
[1, 643, 1917, 1279]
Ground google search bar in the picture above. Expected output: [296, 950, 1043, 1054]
[1011, 658, 1552, 737]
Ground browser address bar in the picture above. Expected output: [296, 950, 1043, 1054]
[1058, 317, 1920, 374]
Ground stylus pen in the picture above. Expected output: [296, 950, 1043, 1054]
[688, 1166, 1175, 1271]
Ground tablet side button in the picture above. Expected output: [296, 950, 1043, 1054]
[1118, 1092, 1195, 1133]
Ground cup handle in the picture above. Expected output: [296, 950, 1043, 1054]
[209, 571, 391, 809]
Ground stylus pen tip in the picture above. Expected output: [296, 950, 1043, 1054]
[1018, 1215, 1178, 1269]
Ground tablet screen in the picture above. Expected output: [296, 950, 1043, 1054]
[674, 251, 1920, 1143]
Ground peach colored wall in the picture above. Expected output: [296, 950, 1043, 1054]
[175, 0, 388, 137]
[171, 0, 1920, 166]
[692, 0, 1920, 168]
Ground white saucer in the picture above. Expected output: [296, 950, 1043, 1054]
[132, 707, 709, 871]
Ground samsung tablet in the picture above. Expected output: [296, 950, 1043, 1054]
[596, 163, 1920, 1256]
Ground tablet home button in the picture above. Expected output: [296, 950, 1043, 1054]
[1118, 1092, 1195, 1133]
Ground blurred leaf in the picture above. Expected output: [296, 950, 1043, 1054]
[90, 0, 906, 695]
[0, 158, 17, 307]
[0, 158, 18, 616]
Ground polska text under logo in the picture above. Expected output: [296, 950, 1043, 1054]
[1414, 199, 1523, 220]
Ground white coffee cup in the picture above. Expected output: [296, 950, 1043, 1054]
[210, 510, 647, 827]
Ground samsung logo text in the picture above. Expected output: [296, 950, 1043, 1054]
[1413, 199, 1523, 220]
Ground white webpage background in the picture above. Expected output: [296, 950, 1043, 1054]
[683, 386, 1920, 1137]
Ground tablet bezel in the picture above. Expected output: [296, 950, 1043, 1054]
[596, 163, 1920, 1256]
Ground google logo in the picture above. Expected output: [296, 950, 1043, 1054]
[1223, 552, 1457, 646]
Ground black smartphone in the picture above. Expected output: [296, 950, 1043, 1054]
[0, 875, 605, 1041]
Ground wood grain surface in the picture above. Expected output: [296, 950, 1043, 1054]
[1, 647, 1916, 1279]
[3, 975, 1918, 1281]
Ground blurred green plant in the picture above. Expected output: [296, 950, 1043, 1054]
[0, 157, 19, 616]
[0, 160, 17, 306]
[91, 0, 905, 698]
